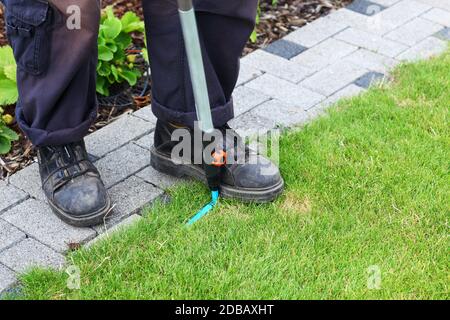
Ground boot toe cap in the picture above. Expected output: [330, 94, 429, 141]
[53, 175, 109, 217]
[233, 156, 282, 189]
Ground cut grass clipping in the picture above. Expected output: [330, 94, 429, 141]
[16, 48, 449, 300]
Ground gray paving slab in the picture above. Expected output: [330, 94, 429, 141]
[0, 238, 65, 273]
[421, 7, 450, 27]
[415, 0, 450, 11]
[236, 64, 263, 87]
[396, 36, 448, 61]
[0, 181, 28, 214]
[375, 0, 433, 32]
[85, 114, 152, 158]
[300, 61, 368, 97]
[134, 132, 154, 151]
[241, 50, 314, 83]
[322, 84, 367, 107]
[0, 264, 16, 294]
[342, 48, 399, 73]
[291, 38, 358, 72]
[263, 39, 307, 59]
[245, 74, 325, 110]
[95, 143, 151, 188]
[233, 85, 271, 117]
[334, 27, 409, 57]
[385, 17, 442, 46]
[285, 17, 349, 47]
[328, 8, 393, 35]
[2, 199, 96, 253]
[309, 84, 367, 117]
[135, 165, 181, 190]
[251, 99, 310, 127]
[8, 163, 45, 202]
[131, 106, 158, 124]
[94, 176, 163, 234]
[229, 111, 277, 138]
[0, 220, 26, 252]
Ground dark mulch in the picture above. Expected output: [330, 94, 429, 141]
[0, 0, 352, 177]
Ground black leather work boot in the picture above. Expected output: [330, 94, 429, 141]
[37, 140, 111, 227]
[150, 121, 284, 202]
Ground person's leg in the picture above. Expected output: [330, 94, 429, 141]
[2, 0, 110, 226]
[3, 0, 99, 147]
[144, 0, 284, 202]
[142, 0, 258, 127]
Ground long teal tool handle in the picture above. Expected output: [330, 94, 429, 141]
[178, 0, 214, 134]
[178, 0, 221, 226]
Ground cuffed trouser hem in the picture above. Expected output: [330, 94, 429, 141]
[16, 106, 97, 147]
[151, 97, 235, 128]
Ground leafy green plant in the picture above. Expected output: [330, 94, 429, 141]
[0, 46, 19, 154]
[96, 7, 146, 96]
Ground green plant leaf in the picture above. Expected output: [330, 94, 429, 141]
[105, 41, 118, 53]
[0, 125, 19, 141]
[97, 61, 111, 77]
[96, 76, 109, 96]
[114, 33, 132, 49]
[121, 12, 145, 33]
[4, 65, 16, 81]
[111, 65, 119, 82]
[101, 15, 122, 40]
[0, 79, 19, 105]
[0, 135, 12, 154]
[98, 45, 114, 61]
[120, 69, 138, 86]
[0, 46, 16, 71]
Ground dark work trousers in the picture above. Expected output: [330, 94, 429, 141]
[1, 0, 257, 146]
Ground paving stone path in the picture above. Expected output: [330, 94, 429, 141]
[1, 0, 449, 293]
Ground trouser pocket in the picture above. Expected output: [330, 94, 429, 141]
[3, 0, 54, 76]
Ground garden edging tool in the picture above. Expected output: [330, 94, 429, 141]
[178, 0, 226, 225]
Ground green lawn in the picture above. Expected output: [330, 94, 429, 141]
[16, 49, 449, 300]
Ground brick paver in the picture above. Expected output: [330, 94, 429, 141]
[95, 143, 150, 188]
[291, 38, 358, 72]
[285, 17, 348, 47]
[2, 199, 96, 253]
[342, 48, 399, 73]
[1, 0, 447, 293]
[0, 181, 27, 214]
[0, 238, 65, 273]
[385, 17, 442, 46]
[0, 220, 26, 252]
[85, 114, 153, 158]
[241, 50, 313, 83]
[397, 36, 448, 61]
[300, 61, 368, 96]
[334, 27, 409, 57]
[245, 74, 325, 109]
[421, 7, 450, 27]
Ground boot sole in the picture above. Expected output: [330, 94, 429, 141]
[47, 196, 112, 228]
[150, 147, 284, 203]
